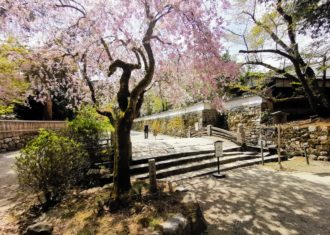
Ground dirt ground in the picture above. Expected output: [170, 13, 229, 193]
[179, 163, 330, 235]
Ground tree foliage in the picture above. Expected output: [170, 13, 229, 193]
[67, 106, 113, 159]
[0, 38, 29, 112]
[259, 0, 330, 37]
[237, 0, 330, 115]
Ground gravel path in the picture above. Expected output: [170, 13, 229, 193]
[180, 167, 330, 235]
[0, 151, 20, 235]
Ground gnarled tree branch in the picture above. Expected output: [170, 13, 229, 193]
[239, 49, 295, 62]
[242, 61, 299, 82]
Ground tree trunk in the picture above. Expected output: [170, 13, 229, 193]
[298, 77, 319, 114]
[42, 96, 53, 120]
[305, 67, 330, 115]
[112, 115, 133, 200]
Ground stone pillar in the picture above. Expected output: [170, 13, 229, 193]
[187, 126, 191, 138]
[237, 123, 246, 145]
[207, 125, 212, 136]
[194, 122, 199, 131]
[148, 159, 157, 193]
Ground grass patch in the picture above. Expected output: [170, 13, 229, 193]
[261, 156, 330, 173]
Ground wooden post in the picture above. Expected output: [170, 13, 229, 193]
[187, 126, 191, 138]
[207, 125, 212, 136]
[261, 140, 264, 165]
[237, 123, 246, 145]
[168, 181, 173, 193]
[277, 124, 283, 169]
[148, 159, 157, 194]
[304, 145, 310, 165]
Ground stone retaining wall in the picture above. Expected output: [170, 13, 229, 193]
[133, 109, 221, 137]
[261, 124, 330, 161]
[226, 105, 262, 145]
[0, 132, 38, 152]
[0, 120, 67, 152]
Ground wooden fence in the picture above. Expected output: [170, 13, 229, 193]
[0, 120, 67, 139]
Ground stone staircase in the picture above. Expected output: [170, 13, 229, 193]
[130, 147, 286, 182]
[90, 132, 287, 184]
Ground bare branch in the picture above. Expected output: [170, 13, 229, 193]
[150, 35, 172, 45]
[239, 49, 295, 62]
[108, 59, 141, 77]
[133, 47, 148, 70]
[276, 0, 298, 54]
[242, 61, 299, 82]
[155, 4, 173, 22]
[80, 53, 114, 124]
[130, 18, 157, 101]
[243, 10, 293, 55]
[56, 0, 86, 16]
[96, 110, 115, 124]
[100, 37, 113, 61]
[80, 53, 97, 104]
[132, 49, 141, 68]
[142, 0, 153, 20]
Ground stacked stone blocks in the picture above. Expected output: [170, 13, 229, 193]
[0, 120, 67, 152]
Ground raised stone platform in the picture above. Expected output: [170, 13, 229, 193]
[130, 131, 283, 182]
[131, 131, 239, 161]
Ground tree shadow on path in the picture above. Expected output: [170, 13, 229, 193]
[180, 167, 330, 235]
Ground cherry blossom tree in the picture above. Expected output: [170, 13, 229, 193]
[24, 50, 91, 120]
[154, 54, 239, 110]
[1, 0, 238, 199]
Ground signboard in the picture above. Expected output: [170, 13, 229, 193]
[215, 141, 223, 158]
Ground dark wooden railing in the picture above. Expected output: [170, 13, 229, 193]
[188, 125, 239, 144]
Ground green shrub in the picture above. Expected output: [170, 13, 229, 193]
[67, 106, 113, 158]
[0, 104, 14, 115]
[15, 129, 89, 204]
[167, 117, 185, 137]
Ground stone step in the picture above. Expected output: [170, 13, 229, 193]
[154, 154, 285, 182]
[131, 152, 215, 174]
[130, 151, 262, 174]
[132, 149, 213, 165]
[90, 150, 254, 169]
[133, 153, 266, 180]
[222, 151, 259, 157]
[132, 146, 242, 165]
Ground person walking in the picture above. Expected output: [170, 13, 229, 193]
[144, 125, 149, 139]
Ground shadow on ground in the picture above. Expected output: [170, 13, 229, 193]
[180, 167, 330, 235]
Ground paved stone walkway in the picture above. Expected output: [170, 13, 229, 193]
[0, 151, 20, 234]
[180, 166, 330, 235]
[131, 131, 239, 160]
